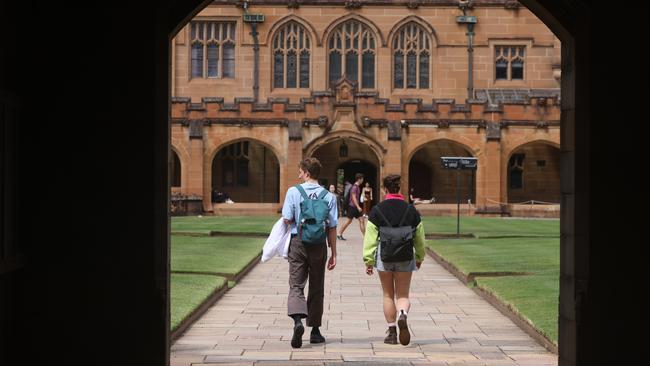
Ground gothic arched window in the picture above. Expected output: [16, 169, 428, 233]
[328, 20, 376, 89]
[393, 23, 431, 89]
[190, 21, 236, 79]
[273, 22, 311, 89]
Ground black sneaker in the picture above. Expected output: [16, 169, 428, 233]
[338, 235, 347, 241]
[397, 311, 410, 346]
[384, 326, 398, 344]
[291, 323, 304, 348]
[310, 331, 325, 344]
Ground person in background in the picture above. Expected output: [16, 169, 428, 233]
[361, 182, 373, 217]
[337, 173, 365, 240]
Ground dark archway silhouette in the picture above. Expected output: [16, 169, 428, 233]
[1, 2, 646, 366]
[171, 149, 181, 188]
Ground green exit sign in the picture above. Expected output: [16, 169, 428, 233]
[456, 15, 477, 24]
[243, 14, 265, 23]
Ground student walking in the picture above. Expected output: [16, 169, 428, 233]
[337, 173, 365, 240]
[362, 174, 425, 346]
[282, 157, 338, 348]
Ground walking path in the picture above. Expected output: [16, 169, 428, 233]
[171, 224, 557, 365]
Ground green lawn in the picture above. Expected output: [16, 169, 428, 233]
[477, 274, 558, 343]
[420, 216, 559, 237]
[170, 273, 227, 331]
[171, 234, 264, 275]
[170, 216, 272, 331]
[171, 216, 278, 235]
[425, 220, 559, 344]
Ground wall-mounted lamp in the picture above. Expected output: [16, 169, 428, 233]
[339, 141, 348, 158]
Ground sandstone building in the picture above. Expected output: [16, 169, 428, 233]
[170, 0, 561, 216]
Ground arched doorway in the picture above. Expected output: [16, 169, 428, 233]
[170, 149, 181, 189]
[311, 138, 380, 202]
[211, 140, 280, 203]
[507, 142, 561, 204]
[337, 159, 378, 204]
[409, 140, 476, 204]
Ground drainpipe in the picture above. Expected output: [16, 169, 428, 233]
[242, 0, 262, 103]
[456, 1, 477, 99]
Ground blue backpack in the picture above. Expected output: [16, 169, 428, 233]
[295, 185, 330, 245]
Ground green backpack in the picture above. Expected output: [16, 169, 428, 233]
[295, 185, 330, 245]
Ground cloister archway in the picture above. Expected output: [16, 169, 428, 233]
[211, 139, 280, 203]
[408, 139, 476, 204]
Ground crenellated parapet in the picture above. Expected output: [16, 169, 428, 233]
[171, 88, 560, 141]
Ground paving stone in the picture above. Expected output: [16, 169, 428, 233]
[170, 227, 556, 365]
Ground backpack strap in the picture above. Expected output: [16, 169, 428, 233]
[398, 204, 413, 227]
[317, 189, 329, 200]
[374, 205, 392, 227]
[294, 184, 309, 200]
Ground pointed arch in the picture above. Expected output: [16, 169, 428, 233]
[505, 138, 560, 161]
[406, 137, 480, 164]
[264, 14, 319, 47]
[387, 15, 438, 48]
[303, 130, 386, 166]
[207, 137, 282, 167]
[321, 13, 386, 47]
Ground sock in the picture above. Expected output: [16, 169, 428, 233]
[387, 322, 396, 327]
[311, 326, 321, 335]
[400, 309, 408, 316]
[292, 314, 303, 326]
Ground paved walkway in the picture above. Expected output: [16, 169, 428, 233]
[171, 224, 557, 365]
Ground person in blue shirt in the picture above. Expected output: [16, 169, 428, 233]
[282, 157, 338, 348]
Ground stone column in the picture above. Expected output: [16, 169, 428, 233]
[282, 121, 304, 207]
[477, 117, 504, 213]
[186, 120, 206, 211]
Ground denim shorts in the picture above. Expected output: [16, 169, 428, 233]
[375, 243, 417, 272]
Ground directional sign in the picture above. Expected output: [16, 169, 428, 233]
[243, 14, 265, 23]
[441, 157, 477, 170]
[456, 15, 477, 24]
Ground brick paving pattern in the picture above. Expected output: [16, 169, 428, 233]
[171, 227, 557, 365]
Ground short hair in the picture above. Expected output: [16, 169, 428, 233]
[299, 157, 321, 179]
[355, 173, 364, 181]
[383, 174, 401, 194]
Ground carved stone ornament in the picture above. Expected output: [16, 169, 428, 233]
[287, 0, 301, 9]
[189, 120, 203, 139]
[345, 1, 362, 10]
[486, 122, 501, 140]
[504, 1, 521, 9]
[333, 78, 357, 104]
[406, 0, 421, 9]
